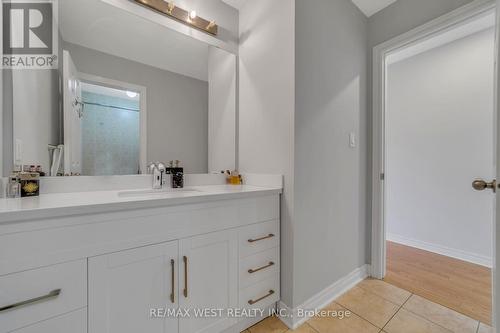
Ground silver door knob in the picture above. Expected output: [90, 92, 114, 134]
[472, 179, 497, 193]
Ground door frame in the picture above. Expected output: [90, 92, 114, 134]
[371, 0, 496, 280]
[78, 72, 148, 174]
[0, 1, 3, 178]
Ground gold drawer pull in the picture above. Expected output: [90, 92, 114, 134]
[248, 262, 275, 274]
[248, 290, 275, 305]
[0, 289, 61, 313]
[183, 256, 188, 298]
[170, 259, 175, 303]
[248, 234, 275, 243]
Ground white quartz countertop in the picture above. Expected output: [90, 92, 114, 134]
[0, 185, 282, 223]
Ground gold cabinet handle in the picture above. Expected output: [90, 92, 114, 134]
[170, 259, 175, 303]
[0, 289, 61, 313]
[248, 234, 275, 243]
[183, 256, 188, 298]
[248, 290, 275, 305]
[248, 262, 275, 274]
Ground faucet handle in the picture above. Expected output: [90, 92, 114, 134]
[147, 162, 157, 174]
[157, 162, 166, 172]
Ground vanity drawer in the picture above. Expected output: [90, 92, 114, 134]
[0, 260, 87, 333]
[239, 247, 279, 289]
[239, 220, 279, 258]
[239, 275, 279, 310]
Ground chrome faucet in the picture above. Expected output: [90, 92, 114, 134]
[148, 162, 167, 189]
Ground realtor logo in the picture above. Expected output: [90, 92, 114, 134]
[2, 0, 58, 69]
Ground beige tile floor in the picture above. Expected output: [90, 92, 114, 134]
[242, 279, 493, 333]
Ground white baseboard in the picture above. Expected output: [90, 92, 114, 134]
[278, 265, 370, 329]
[387, 233, 492, 268]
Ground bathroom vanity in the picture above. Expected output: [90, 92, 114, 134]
[0, 184, 281, 333]
[0, 0, 278, 331]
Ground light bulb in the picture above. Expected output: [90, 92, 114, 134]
[189, 10, 197, 19]
[126, 91, 138, 98]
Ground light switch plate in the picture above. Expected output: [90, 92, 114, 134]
[349, 132, 356, 148]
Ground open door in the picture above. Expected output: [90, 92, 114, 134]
[62, 50, 82, 176]
[371, 1, 498, 327]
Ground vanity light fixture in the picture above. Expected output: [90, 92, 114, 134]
[166, 1, 175, 14]
[206, 21, 216, 30]
[133, 0, 218, 36]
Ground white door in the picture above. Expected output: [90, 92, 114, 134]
[62, 50, 82, 175]
[495, 1, 500, 327]
[179, 230, 238, 333]
[89, 242, 179, 333]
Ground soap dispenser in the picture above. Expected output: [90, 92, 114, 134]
[171, 160, 184, 188]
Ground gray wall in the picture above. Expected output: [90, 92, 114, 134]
[3, 69, 57, 177]
[1, 71, 13, 179]
[64, 42, 209, 174]
[12, 70, 60, 173]
[238, 0, 296, 306]
[294, 0, 368, 306]
[0, 68, 2, 177]
[239, 0, 476, 310]
[208, 46, 237, 173]
[239, 0, 368, 309]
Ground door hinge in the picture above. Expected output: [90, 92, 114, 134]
[380, 173, 385, 181]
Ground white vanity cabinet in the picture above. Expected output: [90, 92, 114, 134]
[0, 190, 281, 333]
[88, 231, 239, 333]
[88, 242, 179, 333]
[179, 230, 238, 333]
[0, 260, 87, 333]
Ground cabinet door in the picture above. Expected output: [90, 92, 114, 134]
[179, 230, 238, 333]
[89, 242, 179, 333]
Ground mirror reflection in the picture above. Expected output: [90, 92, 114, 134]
[3, 0, 237, 177]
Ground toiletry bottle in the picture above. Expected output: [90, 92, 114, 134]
[171, 160, 184, 188]
[6, 175, 21, 198]
[36, 165, 45, 177]
[229, 170, 241, 185]
[19, 172, 40, 197]
[166, 160, 174, 175]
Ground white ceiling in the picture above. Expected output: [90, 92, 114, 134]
[60, 0, 209, 81]
[221, 0, 247, 10]
[350, 0, 398, 17]
[223, 0, 396, 17]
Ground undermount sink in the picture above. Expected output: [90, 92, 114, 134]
[118, 188, 202, 198]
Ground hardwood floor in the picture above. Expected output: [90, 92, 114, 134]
[384, 241, 492, 325]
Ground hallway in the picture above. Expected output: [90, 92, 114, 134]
[384, 241, 492, 324]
